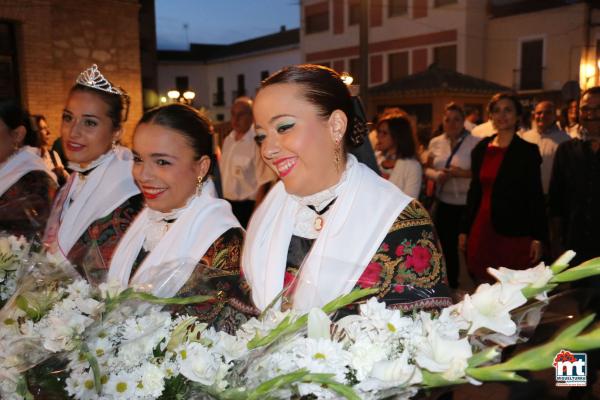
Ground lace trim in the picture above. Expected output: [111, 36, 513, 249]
[291, 157, 354, 239]
[143, 195, 196, 252]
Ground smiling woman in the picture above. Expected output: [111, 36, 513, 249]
[107, 103, 257, 331]
[244, 65, 452, 315]
[42, 65, 143, 280]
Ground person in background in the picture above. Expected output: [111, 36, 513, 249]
[460, 92, 546, 283]
[108, 103, 257, 332]
[549, 87, 600, 266]
[219, 97, 275, 227]
[561, 99, 581, 139]
[425, 103, 480, 289]
[42, 64, 143, 278]
[0, 100, 57, 238]
[31, 114, 69, 186]
[375, 113, 422, 198]
[520, 101, 570, 195]
[463, 106, 480, 131]
[245, 64, 451, 315]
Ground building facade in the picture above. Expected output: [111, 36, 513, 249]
[157, 27, 301, 121]
[0, 0, 144, 143]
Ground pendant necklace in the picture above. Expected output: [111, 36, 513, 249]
[307, 197, 337, 232]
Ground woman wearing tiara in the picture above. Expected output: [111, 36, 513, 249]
[108, 104, 256, 332]
[0, 100, 57, 238]
[43, 65, 143, 281]
[243, 65, 452, 314]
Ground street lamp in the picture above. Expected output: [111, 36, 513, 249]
[167, 90, 180, 101]
[160, 96, 167, 104]
[183, 90, 196, 101]
[340, 72, 354, 86]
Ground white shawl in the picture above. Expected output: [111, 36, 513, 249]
[43, 146, 139, 258]
[242, 155, 412, 312]
[0, 146, 56, 196]
[108, 191, 241, 298]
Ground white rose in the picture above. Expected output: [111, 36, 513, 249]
[177, 342, 224, 386]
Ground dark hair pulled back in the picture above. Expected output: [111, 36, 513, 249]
[0, 99, 39, 147]
[260, 64, 368, 149]
[138, 103, 212, 162]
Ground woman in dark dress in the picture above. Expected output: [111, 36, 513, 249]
[243, 65, 451, 314]
[42, 65, 142, 281]
[0, 100, 57, 238]
[459, 92, 547, 282]
[108, 104, 257, 332]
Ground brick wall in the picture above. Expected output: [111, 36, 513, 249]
[0, 0, 143, 145]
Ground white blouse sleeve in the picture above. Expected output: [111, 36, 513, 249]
[389, 159, 422, 199]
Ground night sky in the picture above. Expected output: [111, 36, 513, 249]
[156, 0, 301, 50]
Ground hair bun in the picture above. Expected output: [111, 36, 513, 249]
[349, 116, 368, 147]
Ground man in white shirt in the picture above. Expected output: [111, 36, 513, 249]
[520, 101, 570, 195]
[220, 97, 275, 227]
[463, 106, 480, 131]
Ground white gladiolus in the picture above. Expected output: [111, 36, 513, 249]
[461, 283, 527, 336]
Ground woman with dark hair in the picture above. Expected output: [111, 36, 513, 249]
[31, 114, 69, 186]
[42, 65, 143, 280]
[375, 113, 422, 198]
[459, 92, 547, 282]
[425, 103, 480, 289]
[0, 101, 58, 237]
[244, 65, 451, 314]
[107, 103, 256, 331]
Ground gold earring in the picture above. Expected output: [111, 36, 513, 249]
[334, 138, 342, 173]
[196, 175, 204, 196]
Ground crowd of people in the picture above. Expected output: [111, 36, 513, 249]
[0, 63, 599, 333]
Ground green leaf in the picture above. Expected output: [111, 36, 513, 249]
[16, 375, 34, 400]
[247, 369, 312, 398]
[301, 373, 360, 400]
[467, 346, 501, 368]
[80, 342, 102, 394]
[421, 370, 467, 388]
[466, 367, 527, 382]
[247, 288, 378, 350]
[552, 257, 600, 283]
[15, 295, 40, 321]
[521, 284, 557, 299]
[554, 314, 595, 341]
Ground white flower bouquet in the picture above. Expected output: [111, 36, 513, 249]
[17, 251, 600, 399]
[0, 234, 31, 304]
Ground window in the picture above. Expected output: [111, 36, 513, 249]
[175, 76, 188, 92]
[434, 0, 457, 7]
[235, 74, 246, 98]
[433, 45, 457, 71]
[260, 70, 269, 81]
[520, 39, 543, 90]
[0, 22, 20, 102]
[349, 0, 360, 25]
[388, 51, 409, 81]
[388, 0, 408, 17]
[305, 4, 329, 34]
[213, 77, 224, 106]
[349, 58, 361, 84]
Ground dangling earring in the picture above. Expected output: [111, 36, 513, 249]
[111, 140, 117, 151]
[196, 175, 205, 196]
[333, 136, 343, 173]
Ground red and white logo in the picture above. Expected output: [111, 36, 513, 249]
[554, 349, 587, 387]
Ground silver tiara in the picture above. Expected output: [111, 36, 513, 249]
[76, 64, 125, 96]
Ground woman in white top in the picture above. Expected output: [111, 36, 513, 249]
[425, 103, 480, 288]
[42, 65, 142, 279]
[31, 114, 69, 186]
[375, 113, 422, 198]
[244, 65, 451, 314]
[108, 103, 256, 332]
[0, 100, 57, 238]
